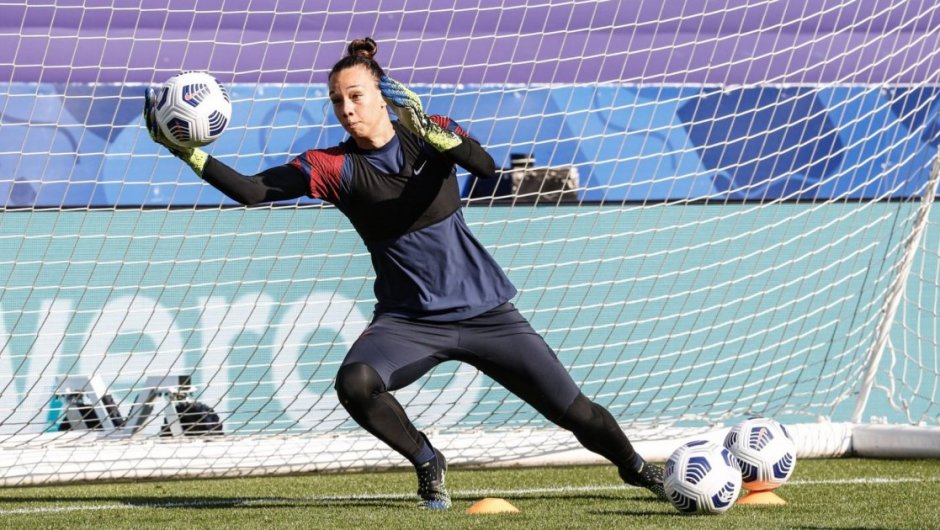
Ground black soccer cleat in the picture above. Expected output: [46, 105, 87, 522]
[415, 449, 451, 510]
[620, 461, 669, 502]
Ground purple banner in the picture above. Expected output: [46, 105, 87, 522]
[3, 0, 940, 84]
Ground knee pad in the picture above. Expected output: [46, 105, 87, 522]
[335, 363, 386, 405]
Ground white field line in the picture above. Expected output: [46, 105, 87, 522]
[0, 476, 937, 516]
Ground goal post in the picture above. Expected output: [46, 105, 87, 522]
[2, 1, 940, 486]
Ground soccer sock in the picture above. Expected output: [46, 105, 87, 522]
[630, 452, 646, 472]
[415, 433, 437, 465]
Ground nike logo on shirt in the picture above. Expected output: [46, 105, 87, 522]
[413, 159, 427, 175]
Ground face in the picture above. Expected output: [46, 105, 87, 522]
[329, 65, 390, 146]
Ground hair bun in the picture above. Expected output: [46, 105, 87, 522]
[347, 37, 378, 60]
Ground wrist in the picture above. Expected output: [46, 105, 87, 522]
[424, 122, 461, 152]
[177, 147, 208, 176]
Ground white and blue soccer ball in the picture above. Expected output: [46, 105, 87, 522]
[664, 439, 742, 515]
[155, 71, 231, 148]
[723, 416, 797, 492]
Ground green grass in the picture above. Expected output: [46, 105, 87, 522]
[1, 459, 938, 529]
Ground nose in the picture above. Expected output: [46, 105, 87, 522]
[342, 99, 356, 117]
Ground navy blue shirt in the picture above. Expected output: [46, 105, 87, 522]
[290, 119, 517, 321]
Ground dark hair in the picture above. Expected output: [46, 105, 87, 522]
[329, 37, 385, 82]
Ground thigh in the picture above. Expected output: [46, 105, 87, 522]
[342, 315, 457, 391]
[458, 304, 581, 420]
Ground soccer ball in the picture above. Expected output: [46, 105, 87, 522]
[723, 416, 797, 491]
[664, 440, 742, 515]
[154, 71, 231, 148]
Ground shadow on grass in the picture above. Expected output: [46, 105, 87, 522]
[587, 494, 676, 517]
[0, 487, 665, 513]
[0, 495, 411, 511]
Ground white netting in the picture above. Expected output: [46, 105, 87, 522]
[1, 0, 939, 484]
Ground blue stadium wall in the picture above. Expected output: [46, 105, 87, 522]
[1, 84, 939, 207]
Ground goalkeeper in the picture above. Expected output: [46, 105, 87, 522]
[145, 37, 666, 510]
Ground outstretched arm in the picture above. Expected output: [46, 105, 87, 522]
[200, 158, 309, 205]
[379, 77, 497, 179]
[144, 88, 309, 205]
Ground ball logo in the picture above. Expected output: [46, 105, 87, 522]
[747, 425, 774, 450]
[181, 83, 210, 107]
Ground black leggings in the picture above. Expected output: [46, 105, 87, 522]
[334, 303, 638, 469]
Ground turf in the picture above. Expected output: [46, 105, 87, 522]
[0, 458, 938, 529]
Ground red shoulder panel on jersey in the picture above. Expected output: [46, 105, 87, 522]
[429, 115, 468, 138]
[289, 146, 344, 204]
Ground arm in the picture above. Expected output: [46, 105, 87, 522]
[144, 88, 312, 205]
[435, 126, 498, 180]
[201, 157, 310, 205]
[380, 76, 497, 179]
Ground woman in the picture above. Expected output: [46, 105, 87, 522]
[144, 37, 666, 510]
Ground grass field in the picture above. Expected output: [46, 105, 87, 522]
[1, 458, 938, 529]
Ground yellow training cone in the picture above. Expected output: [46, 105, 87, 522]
[736, 490, 787, 505]
[465, 497, 521, 514]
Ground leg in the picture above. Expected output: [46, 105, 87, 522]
[334, 362, 426, 463]
[336, 314, 453, 463]
[464, 339, 641, 472]
[555, 393, 642, 472]
[335, 315, 454, 509]
[555, 393, 667, 499]
[458, 303, 667, 499]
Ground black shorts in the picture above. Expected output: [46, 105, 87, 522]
[341, 302, 582, 420]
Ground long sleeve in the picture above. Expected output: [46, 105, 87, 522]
[441, 136, 498, 180]
[200, 156, 311, 205]
[427, 116, 498, 179]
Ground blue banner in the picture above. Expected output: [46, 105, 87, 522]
[1, 84, 937, 207]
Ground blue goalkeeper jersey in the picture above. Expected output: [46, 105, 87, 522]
[289, 119, 517, 321]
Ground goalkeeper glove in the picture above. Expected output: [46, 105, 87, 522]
[144, 88, 209, 176]
[379, 76, 462, 152]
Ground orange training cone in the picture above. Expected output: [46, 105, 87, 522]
[736, 490, 787, 505]
[465, 497, 521, 514]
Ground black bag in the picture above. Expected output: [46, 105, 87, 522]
[161, 401, 224, 436]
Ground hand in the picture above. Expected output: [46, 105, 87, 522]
[379, 76, 462, 152]
[143, 88, 208, 175]
[144, 88, 190, 156]
[379, 75, 430, 137]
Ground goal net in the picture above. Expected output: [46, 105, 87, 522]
[2, 1, 940, 485]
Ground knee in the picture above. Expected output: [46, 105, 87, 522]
[555, 393, 602, 432]
[335, 363, 386, 405]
